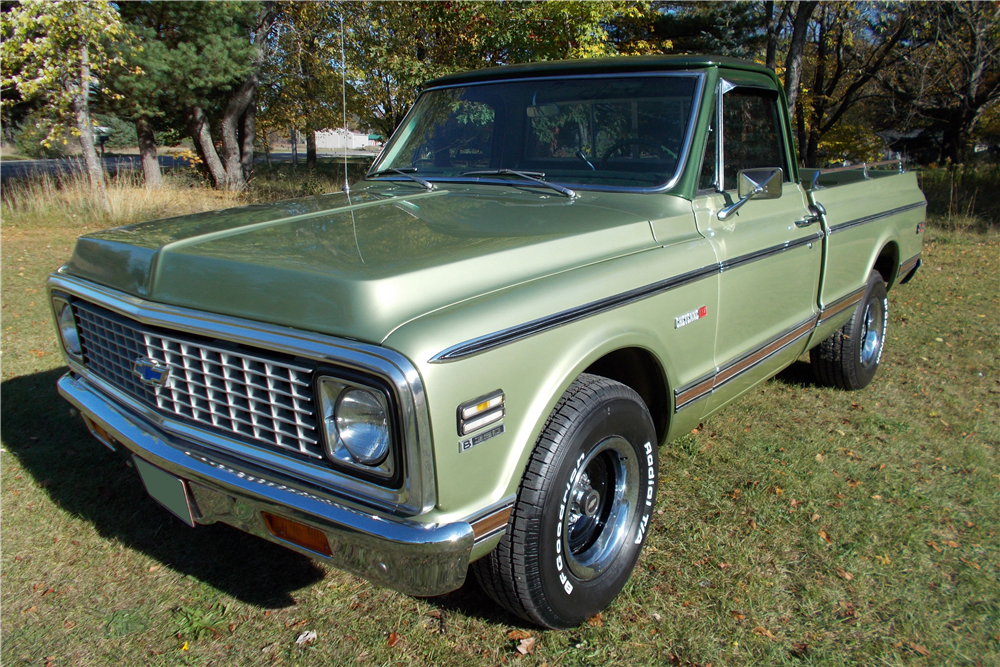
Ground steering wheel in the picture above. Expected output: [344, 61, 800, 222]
[600, 139, 677, 163]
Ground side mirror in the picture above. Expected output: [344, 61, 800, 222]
[738, 168, 782, 199]
[719, 167, 783, 220]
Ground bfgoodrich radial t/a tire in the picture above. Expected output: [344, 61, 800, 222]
[473, 373, 658, 629]
[811, 270, 888, 390]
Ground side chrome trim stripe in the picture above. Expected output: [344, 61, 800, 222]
[720, 231, 824, 272]
[817, 286, 866, 325]
[675, 316, 817, 410]
[431, 232, 824, 363]
[827, 201, 925, 235]
[430, 263, 722, 362]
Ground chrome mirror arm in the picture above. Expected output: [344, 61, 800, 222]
[717, 184, 763, 221]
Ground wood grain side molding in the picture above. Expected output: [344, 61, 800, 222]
[675, 316, 818, 411]
[470, 505, 513, 541]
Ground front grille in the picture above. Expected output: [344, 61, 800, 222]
[73, 300, 322, 460]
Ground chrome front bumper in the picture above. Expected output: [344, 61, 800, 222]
[58, 372, 475, 597]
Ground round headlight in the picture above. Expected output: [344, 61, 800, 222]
[334, 388, 389, 465]
[56, 301, 81, 356]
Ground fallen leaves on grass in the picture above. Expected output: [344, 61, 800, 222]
[818, 530, 833, 544]
[507, 629, 532, 641]
[815, 452, 825, 462]
[386, 631, 400, 647]
[811, 513, 820, 522]
[747, 519, 758, 530]
[875, 555, 892, 565]
[835, 568, 854, 581]
[909, 642, 930, 656]
[730, 611, 746, 621]
[959, 557, 980, 570]
[927, 541, 942, 553]
[515, 637, 536, 655]
[773, 487, 784, 496]
[945, 540, 959, 548]
[587, 614, 603, 627]
[753, 626, 775, 639]
[296, 630, 317, 645]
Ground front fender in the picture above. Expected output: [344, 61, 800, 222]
[383, 242, 719, 525]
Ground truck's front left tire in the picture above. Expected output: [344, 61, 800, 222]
[473, 373, 658, 629]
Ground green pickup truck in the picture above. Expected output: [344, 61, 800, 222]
[49, 55, 925, 629]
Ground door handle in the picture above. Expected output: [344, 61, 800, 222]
[795, 202, 827, 228]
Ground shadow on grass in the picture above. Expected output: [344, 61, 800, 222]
[772, 359, 816, 388]
[1, 368, 324, 608]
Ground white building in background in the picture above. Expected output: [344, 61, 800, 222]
[315, 128, 376, 150]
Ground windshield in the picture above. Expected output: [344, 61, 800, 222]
[370, 75, 700, 190]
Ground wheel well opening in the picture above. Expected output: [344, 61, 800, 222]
[584, 348, 669, 443]
[874, 243, 899, 289]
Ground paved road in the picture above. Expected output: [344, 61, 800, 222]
[0, 151, 375, 181]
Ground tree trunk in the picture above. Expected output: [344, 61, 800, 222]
[290, 126, 298, 166]
[240, 91, 255, 183]
[73, 40, 109, 212]
[184, 2, 276, 191]
[135, 118, 162, 189]
[306, 128, 317, 170]
[188, 106, 227, 188]
[765, 2, 790, 72]
[783, 1, 818, 115]
[264, 130, 272, 169]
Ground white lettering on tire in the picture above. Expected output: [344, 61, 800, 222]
[635, 442, 654, 545]
[554, 452, 587, 596]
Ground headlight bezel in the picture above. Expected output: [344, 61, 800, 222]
[314, 369, 402, 487]
[51, 293, 83, 360]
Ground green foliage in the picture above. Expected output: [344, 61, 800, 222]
[341, 1, 634, 138]
[92, 113, 137, 150]
[0, 0, 126, 147]
[112, 1, 258, 119]
[918, 165, 1000, 232]
[11, 113, 68, 158]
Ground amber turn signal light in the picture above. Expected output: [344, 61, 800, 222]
[261, 512, 333, 557]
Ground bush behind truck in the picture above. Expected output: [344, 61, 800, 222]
[48, 56, 924, 628]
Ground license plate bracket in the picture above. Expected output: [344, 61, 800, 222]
[133, 456, 196, 527]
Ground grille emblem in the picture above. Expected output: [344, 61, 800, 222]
[133, 357, 169, 387]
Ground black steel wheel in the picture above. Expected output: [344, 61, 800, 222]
[811, 270, 889, 390]
[473, 374, 658, 629]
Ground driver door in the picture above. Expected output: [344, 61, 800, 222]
[692, 83, 822, 415]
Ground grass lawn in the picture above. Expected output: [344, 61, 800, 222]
[1, 172, 997, 665]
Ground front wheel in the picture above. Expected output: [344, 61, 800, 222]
[473, 374, 658, 629]
[811, 270, 888, 390]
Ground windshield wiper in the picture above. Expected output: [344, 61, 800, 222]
[461, 169, 576, 198]
[368, 167, 434, 191]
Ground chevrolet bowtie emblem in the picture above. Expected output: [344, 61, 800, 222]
[133, 357, 170, 387]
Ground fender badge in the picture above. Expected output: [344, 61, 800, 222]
[134, 357, 170, 387]
[459, 424, 505, 453]
[675, 305, 708, 329]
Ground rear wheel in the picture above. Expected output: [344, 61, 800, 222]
[811, 270, 888, 390]
[473, 374, 658, 629]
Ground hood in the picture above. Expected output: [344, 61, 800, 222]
[64, 184, 664, 343]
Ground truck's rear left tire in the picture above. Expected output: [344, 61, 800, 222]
[811, 270, 888, 390]
[472, 373, 658, 629]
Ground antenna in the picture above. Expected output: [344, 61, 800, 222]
[340, 13, 349, 194]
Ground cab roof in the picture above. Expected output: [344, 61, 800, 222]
[424, 54, 776, 89]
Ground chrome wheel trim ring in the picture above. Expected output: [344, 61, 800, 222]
[859, 298, 883, 367]
[562, 436, 640, 581]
